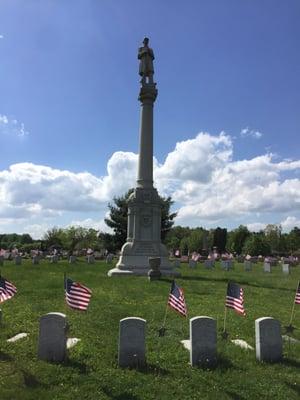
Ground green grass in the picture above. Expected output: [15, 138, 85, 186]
[0, 260, 300, 400]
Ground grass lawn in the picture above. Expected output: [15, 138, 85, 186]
[0, 259, 300, 400]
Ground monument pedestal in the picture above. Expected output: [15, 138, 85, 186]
[108, 187, 179, 276]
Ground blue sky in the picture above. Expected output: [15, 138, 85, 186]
[0, 0, 299, 239]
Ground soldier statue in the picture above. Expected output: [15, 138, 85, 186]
[138, 37, 154, 85]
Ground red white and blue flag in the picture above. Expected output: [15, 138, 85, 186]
[65, 277, 92, 311]
[168, 280, 187, 317]
[295, 281, 300, 305]
[226, 282, 245, 316]
[0, 276, 17, 303]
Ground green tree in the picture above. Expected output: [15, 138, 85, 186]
[188, 228, 206, 253]
[243, 234, 271, 256]
[104, 189, 177, 251]
[287, 227, 300, 253]
[227, 225, 250, 254]
[264, 224, 282, 254]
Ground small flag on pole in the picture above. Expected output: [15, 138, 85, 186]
[168, 280, 187, 317]
[64, 277, 92, 311]
[0, 276, 17, 303]
[225, 282, 245, 316]
[294, 282, 300, 305]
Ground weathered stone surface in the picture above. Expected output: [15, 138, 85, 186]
[189, 260, 196, 268]
[263, 263, 271, 273]
[173, 259, 180, 268]
[221, 260, 229, 271]
[15, 255, 22, 265]
[118, 317, 146, 368]
[204, 260, 214, 269]
[69, 256, 76, 264]
[190, 316, 217, 367]
[255, 317, 282, 362]
[32, 256, 39, 265]
[148, 257, 161, 280]
[50, 255, 59, 263]
[87, 255, 95, 264]
[38, 312, 67, 362]
[244, 261, 252, 271]
[282, 264, 290, 274]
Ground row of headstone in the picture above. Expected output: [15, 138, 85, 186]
[221, 260, 233, 271]
[36, 313, 283, 366]
[263, 262, 291, 274]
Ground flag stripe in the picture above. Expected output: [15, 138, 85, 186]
[65, 277, 92, 311]
[167, 281, 187, 317]
[0, 277, 17, 303]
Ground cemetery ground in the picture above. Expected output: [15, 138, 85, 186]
[0, 260, 300, 400]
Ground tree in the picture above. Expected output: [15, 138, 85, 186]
[104, 189, 177, 251]
[287, 227, 300, 253]
[243, 234, 271, 256]
[227, 225, 250, 254]
[188, 228, 206, 253]
[264, 224, 282, 254]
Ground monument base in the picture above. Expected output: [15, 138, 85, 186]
[108, 240, 180, 277]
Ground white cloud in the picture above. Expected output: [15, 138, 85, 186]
[69, 217, 111, 233]
[0, 114, 29, 137]
[280, 216, 300, 232]
[240, 127, 262, 139]
[0, 35, 4, 39]
[0, 131, 300, 234]
[247, 222, 266, 232]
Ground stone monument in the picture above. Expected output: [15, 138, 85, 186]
[108, 38, 179, 277]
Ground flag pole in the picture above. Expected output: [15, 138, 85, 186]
[289, 280, 299, 325]
[223, 305, 228, 332]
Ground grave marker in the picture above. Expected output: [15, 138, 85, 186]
[118, 317, 146, 368]
[190, 316, 217, 367]
[263, 262, 271, 273]
[38, 312, 68, 362]
[255, 317, 282, 362]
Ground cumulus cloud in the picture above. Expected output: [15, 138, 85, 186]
[0, 114, 29, 137]
[0, 131, 300, 234]
[247, 222, 267, 232]
[240, 127, 262, 139]
[0, 35, 4, 39]
[280, 216, 300, 232]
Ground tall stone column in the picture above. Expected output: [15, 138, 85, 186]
[108, 39, 179, 277]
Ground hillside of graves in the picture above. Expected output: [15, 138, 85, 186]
[0, 258, 300, 400]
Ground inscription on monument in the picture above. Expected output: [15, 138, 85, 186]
[135, 243, 157, 255]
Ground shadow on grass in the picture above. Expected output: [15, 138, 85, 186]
[101, 386, 140, 400]
[63, 358, 88, 374]
[0, 351, 13, 361]
[137, 362, 169, 376]
[284, 381, 300, 396]
[180, 275, 293, 292]
[21, 369, 46, 389]
[225, 390, 246, 400]
[281, 358, 300, 368]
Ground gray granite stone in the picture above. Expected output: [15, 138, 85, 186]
[263, 263, 271, 273]
[255, 317, 282, 362]
[190, 316, 217, 367]
[87, 255, 95, 264]
[189, 260, 197, 268]
[32, 255, 39, 265]
[14, 255, 22, 265]
[221, 260, 229, 271]
[173, 259, 180, 268]
[0, 255, 3, 266]
[50, 255, 59, 263]
[38, 312, 67, 362]
[69, 256, 77, 264]
[148, 257, 161, 280]
[118, 317, 146, 368]
[244, 261, 252, 271]
[282, 264, 290, 274]
[204, 260, 214, 269]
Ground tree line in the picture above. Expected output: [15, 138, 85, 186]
[1, 190, 300, 256]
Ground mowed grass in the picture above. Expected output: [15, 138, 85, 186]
[0, 260, 300, 400]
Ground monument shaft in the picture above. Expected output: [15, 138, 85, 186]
[137, 99, 153, 188]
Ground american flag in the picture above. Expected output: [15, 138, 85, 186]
[65, 277, 92, 311]
[168, 280, 187, 317]
[0, 276, 17, 303]
[295, 281, 300, 305]
[226, 282, 245, 316]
